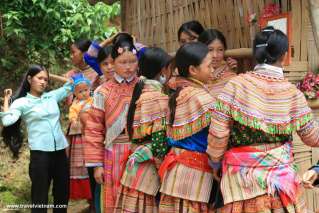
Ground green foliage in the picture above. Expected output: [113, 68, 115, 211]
[0, 0, 120, 90]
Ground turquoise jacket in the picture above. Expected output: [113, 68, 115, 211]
[0, 82, 72, 151]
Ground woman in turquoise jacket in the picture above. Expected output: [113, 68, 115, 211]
[0, 65, 73, 213]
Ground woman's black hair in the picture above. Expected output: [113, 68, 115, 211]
[112, 33, 133, 45]
[97, 45, 113, 63]
[169, 42, 209, 125]
[2, 65, 47, 158]
[111, 33, 136, 59]
[74, 40, 91, 52]
[177, 20, 204, 41]
[127, 47, 171, 139]
[198, 28, 227, 49]
[253, 26, 288, 64]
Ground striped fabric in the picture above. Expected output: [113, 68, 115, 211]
[207, 65, 236, 99]
[102, 135, 131, 213]
[207, 65, 319, 212]
[167, 76, 193, 90]
[159, 79, 217, 212]
[159, 194, 215, 213]
[167, 78, 215, 141]
[84, 77, 138, 213]
[84, 77, 138, 167]
[207, 68, 318, 163]
[220, 193, 306, 213]
[69, 135, 89, 178]
[69, 135, 92, 200]
[116, 82, 169, 212]
[221, 143, 299, 205]
[132, 83, 168, 139]
[115, 185, 158, 213]
[160, 147, 213, 203]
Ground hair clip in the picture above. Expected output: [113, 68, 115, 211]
[256, 43, 268, 48]
[117, 47, 124, 54]
[117, 46, 137, 55]
[132, 49, 137, 55]
[139, 75, 146, 81]
[262, 29, 274, 32]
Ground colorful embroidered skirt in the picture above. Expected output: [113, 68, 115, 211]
[100, 135, 131, 213]
[115, 185, 158, 213]
[69, 134, 91, 200]
[159, 147, 213, 203]
[120, 151, 160, 195]
[116, 142, 162, 212]
[159, 194, 215, 213]
[219, 193, 306, 213]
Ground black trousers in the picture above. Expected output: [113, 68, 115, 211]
[29, 149, 69, 213]
[87, 167, 96, 202]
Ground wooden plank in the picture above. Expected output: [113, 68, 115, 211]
[308, 32, 319, 71]
[209, 0, 218, 27]
[120, 0, 126, 31]
[283, 61, 308, 72]
[281, 0, 289, 12]
[309, 0, 319, 54]
[145, 0, 151, 46]
[291, 0, 302, 61]
[161, 0, 166, 49]
[137, 0, 142, 40]
[301, 0, 310, 61]
[168, 0, 174, 52]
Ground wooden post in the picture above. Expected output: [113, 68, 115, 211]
[309, 0, 319, 54]
[224, 48, 253, 58]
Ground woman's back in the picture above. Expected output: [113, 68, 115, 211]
[216, 64, 312, 147]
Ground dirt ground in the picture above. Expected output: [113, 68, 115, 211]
[0, 143, 89, 213]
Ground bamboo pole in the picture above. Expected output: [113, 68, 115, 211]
[49, 73, 69, 83]
[169, 48, 253, 58]
[224, 48, 253, 58]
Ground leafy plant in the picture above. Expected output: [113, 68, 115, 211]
[0, 0, 120, 90]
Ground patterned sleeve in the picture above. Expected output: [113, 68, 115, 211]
[84, 91, 106, 167]
[297, 119, 319, 147]
[206, 107, 232, 164]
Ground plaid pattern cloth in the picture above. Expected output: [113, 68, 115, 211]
[221, 143, 301, 208]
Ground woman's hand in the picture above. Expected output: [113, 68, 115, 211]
[302, 169, 318, 189]
[2, 89, 12, 112]
[226, 57, 238, 70]
[65, 147, 70, 159]
[4, 89, 12, 100]
[94, 167, 104, 184]
[212, 168, 221, 182]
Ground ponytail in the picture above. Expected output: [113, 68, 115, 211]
[2, 119, 23, 158]
[127, 80, 145, 140]
[168, 87, 182, 126]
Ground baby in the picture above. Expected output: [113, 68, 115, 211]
[68, 73, 93, 135]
